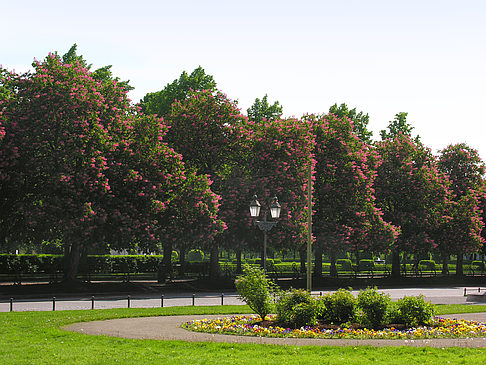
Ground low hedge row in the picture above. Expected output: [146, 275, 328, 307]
[1, 254, 484, 278]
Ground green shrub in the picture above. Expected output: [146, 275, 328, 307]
[276, 289, 313, 326]
[418, 260, 436, 271]
[171, 250, 179, 262]
[336, 259, 352, 271]
[235, 265, 277, 320]
[359, 259, 374, 271]
[472, 261, 485, 271]
[291, 301, 318, 327]
[357, 287, 391, 328]
[318, 289, 356, 324]
[187, 249, 204, 262]
[390, 295, 435, 327]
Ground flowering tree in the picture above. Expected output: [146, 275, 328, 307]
[437, 143, 485, 275]
[374, 134, 450, 277]
[305, 113, 397, 276]
[0, 54, 222, 282]
[328, 103, 373, 144]
[246, 117, 315, 270]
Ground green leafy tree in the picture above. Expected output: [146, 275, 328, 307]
[328, 103, 373, 143]
[374, 134, 450, 277]
[139, 66, 216, 116]
[247, 94, 283, 121]
[380, 112, 419, 142]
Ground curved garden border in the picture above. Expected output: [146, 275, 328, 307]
[65, 313, 486, 348]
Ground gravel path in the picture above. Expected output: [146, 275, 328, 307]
[65, 313, 486, 348]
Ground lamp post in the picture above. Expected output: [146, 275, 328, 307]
[249, 195, 281, 273]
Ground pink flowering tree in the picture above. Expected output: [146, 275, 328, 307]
[304, 113, 397, 277]
[245, 117, 315, 271]
[374, 134, 450, 277]
[0, 54, 222, 282]
[437, 143, 485, 275]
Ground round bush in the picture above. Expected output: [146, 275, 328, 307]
[336, 259, 352, 271]
[292, 301, 318, 327]
[276, 289, 313, 325]
[318, 289, 356, 324]
[472, 260, 485, 271]
[359, 259, 375, 271]
[391, 295, 435, 327]
[187, 249, 204, 262]
[419, 260, 436, 271]
[357, 287, 391, 328]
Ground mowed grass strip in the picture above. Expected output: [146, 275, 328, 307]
[1, 305, 486, 364]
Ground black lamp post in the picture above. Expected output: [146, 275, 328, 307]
[249, 195, 281, 273]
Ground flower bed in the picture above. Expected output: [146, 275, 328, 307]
[182, 315, 486, 340]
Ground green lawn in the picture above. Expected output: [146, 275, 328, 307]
[1, 305, 486, 364]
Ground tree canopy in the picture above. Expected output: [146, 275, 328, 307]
[247, 94, 283, 122]
[139, 66, 216, 117]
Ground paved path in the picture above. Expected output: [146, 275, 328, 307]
[65, 312, 486, 348]
[2, 286, 485, 312]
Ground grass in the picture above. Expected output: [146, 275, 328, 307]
[1, 305, 486, 364]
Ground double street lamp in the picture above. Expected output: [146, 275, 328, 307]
[249, 195, 281, 273]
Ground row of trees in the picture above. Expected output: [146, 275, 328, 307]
[1, 45, 485, 282]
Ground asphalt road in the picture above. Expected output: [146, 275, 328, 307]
[2, 286, 485, 312]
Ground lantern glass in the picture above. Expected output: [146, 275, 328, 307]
[270, 196, 281, 219]
[249, 195, 261, 218]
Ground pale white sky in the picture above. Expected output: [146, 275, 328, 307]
[2, 0, 486, 159]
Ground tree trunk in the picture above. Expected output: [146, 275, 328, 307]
[314, 245, 323, 278]
[391, 249, 401, 278]
[299, 246, 306, 274]
[179, 246, 186, 277]
[456, 251, 464, 277]
[209, 245, 219, 279]
[63, 241, 81, 284]
[441, 253, 449, 275]
[236, 248, 242, 274]
[355, 249, 360, 273]
[158, 242, 172, 283]
[329, 251, 338, 277]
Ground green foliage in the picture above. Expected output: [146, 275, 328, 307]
[276, 288, 314, 326]
[291, 301, 318, 327]
[357, 287, 391, 328]
[235, 265, 277, 319]
[328, 103, 373, 143]
[418, 259, 437, 271]
[380, 112, 419, 141]
[472, 260, 485, 271]
[247, 94, 283, 121]
[389, 295, 435, 327]
[140, 66, 216, 116]
[336, 258, 352, 271]
[187, 249, 205, 262]
[318, 289, 356, 324]
[359, 259, 375, 271]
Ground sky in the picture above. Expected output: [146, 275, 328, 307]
[2, 0, 486, 159]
